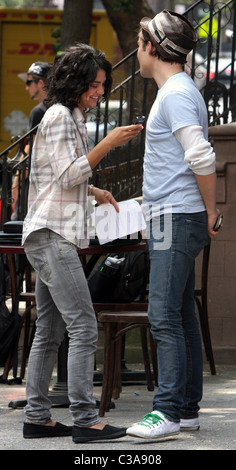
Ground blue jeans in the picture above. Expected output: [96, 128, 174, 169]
[147, 212, 208, 422]
[24, 229, 99, 427]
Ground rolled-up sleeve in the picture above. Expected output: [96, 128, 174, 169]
[175, 125, 216, 175]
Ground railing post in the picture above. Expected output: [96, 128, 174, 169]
[0, 152, 10, 230]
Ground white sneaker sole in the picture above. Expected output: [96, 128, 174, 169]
[180, 425, 200, 431]
[127, 429, 180, 439]
[180, 418, 200, 431]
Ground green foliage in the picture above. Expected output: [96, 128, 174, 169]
[0, 0, 45, 6]
[51, 26, 61, 55]
[111, 0, 136, 14]
[0, 0, 20, 5]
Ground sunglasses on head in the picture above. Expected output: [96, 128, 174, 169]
[26, 78, 40, 86]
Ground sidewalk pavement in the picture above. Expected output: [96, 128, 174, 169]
[0, 363, 235, 457]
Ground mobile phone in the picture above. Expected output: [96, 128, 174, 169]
[213, 214, 223, 231]
[134, 116, 145, 125]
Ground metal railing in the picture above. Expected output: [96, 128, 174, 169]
[186, 0, 236, 125]
[90, 0, 236, 198]
[0, 0, 235, 228]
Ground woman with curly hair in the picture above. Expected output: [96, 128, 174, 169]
[22, 43, 143, 443]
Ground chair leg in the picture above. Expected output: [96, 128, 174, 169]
[196, 298, 216, 375]
[112, 324, 123, 400]
[99, 322, 117, 417]
[140, 326, 154, 391]
[2, 353, 13, 381]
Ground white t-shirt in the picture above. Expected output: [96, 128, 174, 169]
[142, 72, 209, 219]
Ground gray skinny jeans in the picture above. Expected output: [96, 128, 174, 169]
[24, 228, 99, 427]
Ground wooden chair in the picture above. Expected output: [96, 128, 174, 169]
[94, 301, 157, 385]
[97, 238, 216, 416]
[97, 310, 156, 417]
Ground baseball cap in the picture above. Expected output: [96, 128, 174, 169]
[18, 61, 51, 82]
[140, 10, 197, 64]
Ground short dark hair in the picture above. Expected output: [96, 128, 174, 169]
[140, 28, 171, 61]
[140, 29, 161, 57]
[44, 43, 113, 111]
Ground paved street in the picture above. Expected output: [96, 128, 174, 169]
[0, 363, 235, 463]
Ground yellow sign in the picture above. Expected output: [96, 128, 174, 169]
[0, 8, 117, 152]
[198, 14, 218, 38]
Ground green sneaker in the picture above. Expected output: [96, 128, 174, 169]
[127, 410, 180, 439]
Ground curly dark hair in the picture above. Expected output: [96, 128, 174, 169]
[44, 43, 113, 111]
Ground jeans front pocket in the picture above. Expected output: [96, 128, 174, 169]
[186, 214, 208, 259]
[25, 248, 51, 283]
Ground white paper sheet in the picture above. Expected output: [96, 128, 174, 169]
[93, 199, 146, 245]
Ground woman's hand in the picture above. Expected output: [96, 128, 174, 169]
[86, 124, 143, 169]
[90, 186, 119, 212]
[104, 124, 143, 148]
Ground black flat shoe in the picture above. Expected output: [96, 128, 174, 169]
[72, 424, 127, 443]
[23, 421, 72, 439]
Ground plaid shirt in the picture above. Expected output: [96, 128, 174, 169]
[22, 104, 92, 248]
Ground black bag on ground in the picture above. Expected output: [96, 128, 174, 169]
[0, 306, 20, 368]
[87, 248, 150, 303]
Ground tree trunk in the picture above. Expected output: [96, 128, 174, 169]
[60, 0, 93, 50]
[101, 0, 154, 57]
[101, 0, 156, 122]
